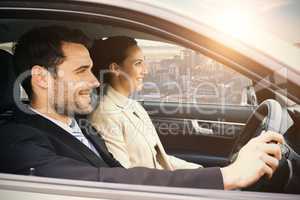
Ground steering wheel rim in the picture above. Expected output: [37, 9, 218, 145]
[230, 99, 283, 156]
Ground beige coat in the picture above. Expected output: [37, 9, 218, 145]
[89, 86, 202, 170]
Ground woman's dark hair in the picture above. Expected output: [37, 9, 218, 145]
[13, 25, 91, 100]
[90, 36, 137, 84]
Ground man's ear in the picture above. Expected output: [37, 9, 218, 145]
[31, 65, 50, 89]
[108, 63, 120, 76]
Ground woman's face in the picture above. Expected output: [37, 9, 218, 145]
[117, 46, 148, 93]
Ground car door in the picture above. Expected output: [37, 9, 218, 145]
[135, 39, 258, 167]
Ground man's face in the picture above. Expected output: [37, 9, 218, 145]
[48, 42, 100, 116]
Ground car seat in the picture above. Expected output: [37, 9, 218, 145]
[0, 49, 19, 123]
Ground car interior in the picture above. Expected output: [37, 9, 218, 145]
[0, 10, 299, 194]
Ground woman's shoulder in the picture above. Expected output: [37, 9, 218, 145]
[89, 97, 121, 121]
[98, 95, 117, 110]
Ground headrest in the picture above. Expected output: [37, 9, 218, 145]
[0, 49, 17, 113]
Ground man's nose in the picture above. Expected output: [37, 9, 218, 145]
[89, 73, 100, 88]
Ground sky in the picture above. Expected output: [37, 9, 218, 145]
[140, 0, 300, 45]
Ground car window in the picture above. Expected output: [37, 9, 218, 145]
[0, 37, 256, 106]
[136, 39, 256, 106]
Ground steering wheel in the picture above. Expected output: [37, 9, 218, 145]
[231, 99, 282, 154]
[230, 99, 300, 193]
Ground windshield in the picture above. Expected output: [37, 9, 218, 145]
[138, 0, 300, 48]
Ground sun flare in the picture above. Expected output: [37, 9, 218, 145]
[214, 7, 256, 39]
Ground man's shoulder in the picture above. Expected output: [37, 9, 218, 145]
[0, 116, 45, 135]
[0, 121, 50, 150]
[0, 108, 50, 137]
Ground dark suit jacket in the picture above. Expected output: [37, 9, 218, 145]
[0, 107, 224, 189]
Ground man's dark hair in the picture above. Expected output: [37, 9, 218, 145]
[90, 36, 137, 84]
[13, 25, 91, 100]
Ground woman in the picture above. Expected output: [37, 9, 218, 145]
[89, 36, 202, 170]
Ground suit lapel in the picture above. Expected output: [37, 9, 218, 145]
[18, 109, 107, 167]
[78, 119, 122, 167]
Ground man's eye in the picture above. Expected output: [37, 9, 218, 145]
[135, 61, 142, 66]
[76, 69, 86, 74]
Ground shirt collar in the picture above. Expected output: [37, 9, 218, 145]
[29, 106, 73, 133]
[105, 85, 135, 109]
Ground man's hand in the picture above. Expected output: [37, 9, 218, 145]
[221, 131, 284, 190]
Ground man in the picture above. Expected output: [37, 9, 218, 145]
[0, 26, 283, 190]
